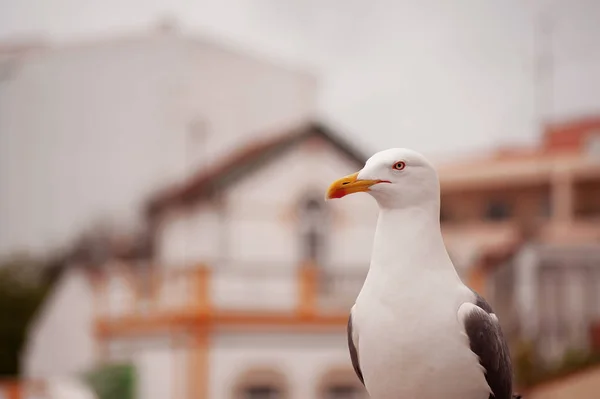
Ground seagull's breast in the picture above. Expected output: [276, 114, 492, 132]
[352, 277, 490, 399]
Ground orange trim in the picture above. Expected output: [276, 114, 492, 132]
[150, 266, 160, 308]
[91, 276, 108, 360]
[96, 311, 201, 337]
[189, 329, 209, 399]
[195, 266, 211, 314]
[0, 381, 22, 399]
[8, 383, 21, 399]
[214, 311, 347, 327]
[96, 310, 347, 337]
[297, 264, 318, 317]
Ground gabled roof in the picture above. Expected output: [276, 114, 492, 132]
[146, 121, 367, 216]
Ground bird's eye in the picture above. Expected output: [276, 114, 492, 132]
[392, 161, 406, 171]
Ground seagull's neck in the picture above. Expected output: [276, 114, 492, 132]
[370, 206, 456, 279]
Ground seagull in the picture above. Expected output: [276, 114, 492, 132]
[326, 148, 521, 399]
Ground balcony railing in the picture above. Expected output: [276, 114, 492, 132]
[317, 268, 368, 311]
[93, 262, 367, 334]
[94, 266, 210, 320]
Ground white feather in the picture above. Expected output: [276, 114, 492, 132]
[347, 149, 491, 399]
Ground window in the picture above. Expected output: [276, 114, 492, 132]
[485, 200, 512, 221]
[299, 195, 329, 264]
[325, 385, 365, 399]
[540, 194, 552, 218]
[319, 369, 367, 399]
[242, 386, 281, 399]
[234, 369, 287, 399]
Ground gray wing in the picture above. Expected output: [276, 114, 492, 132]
[461, 292, 515, 399]
[347, 313, 364, 385]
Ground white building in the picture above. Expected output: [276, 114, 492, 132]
[21, 122, 378, 399]
[0, 25, 316, 256]
[1, 27, 375, 399]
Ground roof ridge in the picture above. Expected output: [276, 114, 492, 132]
[145, 121, 365, 216]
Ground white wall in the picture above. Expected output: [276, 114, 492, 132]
[136, 345, 175, 399]
[155, 137, 378, 309]
[210, 331, 354, 399]
[0, 31, 317, 256]
[22, 267, 96, 379]
[102, 330, 358, 399]
[211, 267, 299, 311]
[157, 137, 379, 271]
[223, 139, 378, 271]
[158, 203, 223, 267]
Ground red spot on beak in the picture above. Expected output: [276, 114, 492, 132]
[329, 188, 347, 199]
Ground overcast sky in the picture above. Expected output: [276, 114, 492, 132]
[1, 0, 599, 160]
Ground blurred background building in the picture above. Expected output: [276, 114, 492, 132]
[1, 1, 600, 399]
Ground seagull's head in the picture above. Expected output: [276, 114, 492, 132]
[326, 148, 440, 210]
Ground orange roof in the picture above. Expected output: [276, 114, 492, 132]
[440, 115, 600, 173]
[543, 115, 600, 151]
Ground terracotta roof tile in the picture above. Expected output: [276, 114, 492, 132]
[544, 115, 600, 151]
[439, 116, 600, 172]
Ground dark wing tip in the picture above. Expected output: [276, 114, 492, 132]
[462, 303, 514, 399]
[347, 314, 364, 385]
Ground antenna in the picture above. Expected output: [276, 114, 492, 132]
[184, 117, 208, 266]
[532, 0, 554, 135]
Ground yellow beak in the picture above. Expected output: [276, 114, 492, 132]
[325, 172, 385, 199]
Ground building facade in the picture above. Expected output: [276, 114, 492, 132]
[445, 117, 600, 365]
[21, 123, 377, 399]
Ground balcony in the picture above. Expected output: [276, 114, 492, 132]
[442, 218, 600, 256]
[92, 263, 367, 337]
[541, 218, 600, 244]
